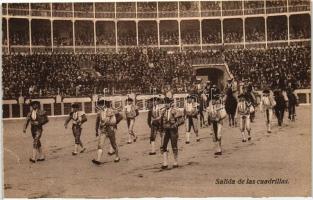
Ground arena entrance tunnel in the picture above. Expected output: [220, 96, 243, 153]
[193, 63, 232, 90]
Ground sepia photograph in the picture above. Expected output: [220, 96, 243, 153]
[1, 0, 312, 198]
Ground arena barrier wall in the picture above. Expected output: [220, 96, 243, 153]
[2, 89, 311, 119]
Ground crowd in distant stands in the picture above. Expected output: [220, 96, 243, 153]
[2, 54, 96, 98]
[2, 46, 310, 99]
[245, 29, 265, 42]
[96, 33, 116, 46]
[2, 48, 196, 99]
[267, 29, 288, 41]
[10, 32, 29, 45]
[138, 32, 158, 45]
[160, 32, 179, 45]
[224, 31, 243, 43]
[202, 32, 221, 44]
[224, 47, 311, 90]
[181, 32, 200, 44]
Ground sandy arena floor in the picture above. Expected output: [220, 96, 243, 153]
[3, 106, 312, 197]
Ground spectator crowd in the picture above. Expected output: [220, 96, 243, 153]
[2, 46, 310, 99]
[224, 46, 311, 90]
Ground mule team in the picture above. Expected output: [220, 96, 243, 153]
[23, 78, 298, 169]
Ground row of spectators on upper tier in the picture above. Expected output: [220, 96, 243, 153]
[6, 1, 310, 17]
[7, 26, 308, 46]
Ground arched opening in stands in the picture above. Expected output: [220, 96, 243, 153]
[195, 66, 225, 89]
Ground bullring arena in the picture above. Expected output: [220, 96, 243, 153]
[1, 0, 312, 198]
[3, 99, 311, 197]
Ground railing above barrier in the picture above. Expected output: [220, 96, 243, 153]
[2, 89, 311, 119]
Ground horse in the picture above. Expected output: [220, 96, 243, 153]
[273, 90, 287, 126]
[198, 92, 208, 128]
[287, 88, 298, 121]
[224, 87, 238, 127]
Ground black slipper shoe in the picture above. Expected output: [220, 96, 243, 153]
[92, 159, 102, 165]
[161, 165, 168, 169]
[214, 152, 222, 155]
[80, 148, 86, 153]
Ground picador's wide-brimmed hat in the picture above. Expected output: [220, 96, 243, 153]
[97, 99, 105, 106]
[164, 97, 174, 104]
[30, 101, 40, 107]
[71, 103, 79, 108]
[186, 95, 193, 99]
[97, 99, 111, 106]
[149, 97, 160, 102]
[127, 97, 134, 102]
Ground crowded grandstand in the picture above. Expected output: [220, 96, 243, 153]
[2, 1, 311, 99]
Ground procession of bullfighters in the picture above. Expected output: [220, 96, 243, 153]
[2, 1, 312, 198]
